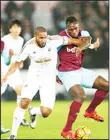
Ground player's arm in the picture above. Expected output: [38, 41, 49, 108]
[48, 35, 91, 47]
[81, 30, 100, 50]
[1, 45, 30, 84]
[1, 45, 13, 65]
[64, 36, 92, 57]
[68, 36, 92, 49]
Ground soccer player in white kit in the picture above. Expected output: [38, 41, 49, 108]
[2, 27, 91, 139]
[1, 19, 29, 126]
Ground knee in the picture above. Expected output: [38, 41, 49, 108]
[41, 107, 52, 118]
[20, 98, 31, 109]
[70, 85, 86, 103]
[14, 85, 23, 95]
[93, 76, 109, 93]
[76, 95, 86, 103]
[98, 80, 109, 93]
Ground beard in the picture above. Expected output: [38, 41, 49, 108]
[36, 40, 46, 48]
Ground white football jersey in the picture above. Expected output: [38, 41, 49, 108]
[1, 34, 24, 64]
[18, 37, 68, 73]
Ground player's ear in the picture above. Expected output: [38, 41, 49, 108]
[9, 28, 11, 33]
[34, 32, 36, 37]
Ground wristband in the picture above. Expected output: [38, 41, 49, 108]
[89, 44, 94, 49]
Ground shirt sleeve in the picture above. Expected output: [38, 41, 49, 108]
[81, 30, 90, 37]
[50, 36, 68, 49]
[81, 30, 94, 49]
[2, 43, 11, 65]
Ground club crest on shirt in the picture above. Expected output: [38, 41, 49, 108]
[48, 48, 51, 51]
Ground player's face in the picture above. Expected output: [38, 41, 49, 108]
[67, 23, 80, 37]
[9, 24, 22, 36]
[35, 32, 47, 48]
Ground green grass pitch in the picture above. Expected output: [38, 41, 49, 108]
[1, 100, 108, 139]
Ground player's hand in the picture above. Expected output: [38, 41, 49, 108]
[75, 47, 82, 57]
[9, 49, 14, 57]
[78, 36, 92, 47]
[1, 76, 8, 85]
[56, 76, 63, 85]
[93, 38, 100, 49]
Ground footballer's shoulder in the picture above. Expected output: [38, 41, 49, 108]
[1, 34, 10, 40]
[18, 36, 24, 41]
[81, 30, 90, 37]
[58, 30, 66, 36]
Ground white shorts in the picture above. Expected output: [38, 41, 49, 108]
[21, 68, 56, 109]
[58, 67, 98, 92]
[7, 69, 23, 89]
[1, 56, 23, 93]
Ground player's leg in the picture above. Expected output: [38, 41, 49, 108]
[9, 74, 39, 139]
[13, 84, 29, 126]
[80, 68, 109, 122]
[85, 76, 108, 121]
[29, 75, 56, 129]
[7, 70, 24, 106]
[9, 98, 31, 139]
[8, 71, 29, 126]
[58, 70, 85, 139]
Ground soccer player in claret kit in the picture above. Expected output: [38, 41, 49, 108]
[56, 15, 109, 139]
[1, 26, 91, 139]
[1, 40, 10, 135]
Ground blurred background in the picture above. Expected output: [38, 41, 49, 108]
[1, 1, 109, 100]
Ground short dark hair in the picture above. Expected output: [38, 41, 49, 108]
[9, 19, 22, 29]
[66, 15, 78, 25]
[34, 27, 47, 35]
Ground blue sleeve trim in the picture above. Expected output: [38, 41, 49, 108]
[57, 45, 63, 52]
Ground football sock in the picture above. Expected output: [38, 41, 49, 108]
[11, 107, 25, 136]
[30, 107, 42, 117]
[16, 95, 25, 120]
[86, 90, 107, 113]
[63, 100, 82, 132]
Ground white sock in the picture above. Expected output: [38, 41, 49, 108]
[30, 107, 42, 117]
[11, 106, 26, 136]
[16, 95, 21, 106]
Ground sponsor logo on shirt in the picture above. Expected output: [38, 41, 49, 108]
[35, 58, 51, 63]
[67, 47, 77, 53]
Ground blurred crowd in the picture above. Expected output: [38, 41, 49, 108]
[1, 1, 109, 68]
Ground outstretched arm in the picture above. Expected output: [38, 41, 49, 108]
[48, 35, 92, 48]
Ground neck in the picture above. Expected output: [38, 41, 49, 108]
[10, 33, 18, 40]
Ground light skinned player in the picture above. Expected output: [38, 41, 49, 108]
[1, 19, 29, 126]
[1, 27, 92, 139]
